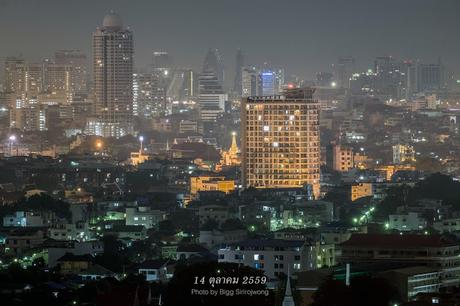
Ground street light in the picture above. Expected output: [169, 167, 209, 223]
[8, 135, 16, 156]
[139, 136, 144, 153]
[96, 140, 103, 155]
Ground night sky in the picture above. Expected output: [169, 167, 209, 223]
[0, 0, 459, 82]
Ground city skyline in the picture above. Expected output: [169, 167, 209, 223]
[0, 0, 459, 83]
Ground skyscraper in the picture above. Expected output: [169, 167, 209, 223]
[241, 66, 259, 97]
[198, 71, 227, 123]
[241, 87, 321, 198]
[152, 51, 172, 74]
[54, 50, 88, 94]
[203, 48, 224, 87]
[91, 12, 134, 138]
[335, 56, 356, 89]
[260, 70, 276, 96]
[233, 49, 244, 96]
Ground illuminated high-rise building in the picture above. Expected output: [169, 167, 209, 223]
[152, 51, 172, 74]
[133, 72, 166, 118]
[54, 50, 88, 94]
[241, 66, 259, 98]
[91, 12, 134, 138]
[4, 57, 43, 97]
[260, 70, 275, 96]
[241, 87, 321, 198]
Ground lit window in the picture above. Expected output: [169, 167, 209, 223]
[263, 126, 270, 132]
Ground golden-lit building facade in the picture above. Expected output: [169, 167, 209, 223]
[351, 183, 374, 201]
[190, 176, 235, 198]
[241, 88, 320, 198]
[332, 144, 354, 172]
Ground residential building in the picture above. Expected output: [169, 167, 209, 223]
[198, 204, 230, 227]
[241, 87, 321, 198]
[3, 211, 44, 227]
[90, 12, 134, 137]
[393, 144, 416, 164]
[388, 212, 426, 231]
[332, 144, 354, 172]
[190, 176, 235, 198]
[338, 234, 460, 288]
[218, 239, 330, 279]
[125, 207, 165, 229]
[351, 183, 374, 201]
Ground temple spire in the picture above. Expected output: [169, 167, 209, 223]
[282, 268, 295, 306]
[229, 131, 239, 155]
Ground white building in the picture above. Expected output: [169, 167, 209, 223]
[48, 222, 91, 241]
[388, 212, 426, 231]
[218, 239, 319, 279]
[137, 259, 170, 282]
[198, 229, 247, 249]
[433, 218, 460, 233]
[125, 207, 165, 229]
[3, 211, 44, 227]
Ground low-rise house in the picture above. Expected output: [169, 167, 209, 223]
[125, 207, 165, 229]
[5, 228, 46, 255]
[199, 228, 247, 249]
[48, 221, 91, 241]
[137, 259, 172, 282]
[105, 225, 147, 241]
[57, 253, 93, 274]
[388, 212, 426, 231]
[3, 211, 44, 227]
[176, 244, 211, 260]
[79, 264, 116, 281]
[47, 240, 104, 267]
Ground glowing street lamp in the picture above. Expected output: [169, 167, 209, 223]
[8, 135, 17, 156]
[139, 135, 144, 153]
[96, 140, 103, 156]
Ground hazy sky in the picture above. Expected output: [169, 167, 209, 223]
[1, 0, 459, 82]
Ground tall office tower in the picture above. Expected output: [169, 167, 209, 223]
[405, 61, 417, 100]
[241, 87, 321, 198]
[153, 51, 172, 73]
[417, 61, 444, 92]
[241, 66, 260, 97]
[42, 59, 74, 104]
[203, 48, 224, 87]
[198, 71, 227, 124]
[133, 72, 167, 118]
[91, 12, 134, 138]
[260, 70, 276, 96]
[316, 72, 334, 87]
[54, 50, 88, 94]
[274, 68, 285, 93]
[233, 49, 244, 95]
[181, 69, 198, 99]
[4, 57, 43, 97]
[4, 57, 27, 94]
[335, 56, 356, 89]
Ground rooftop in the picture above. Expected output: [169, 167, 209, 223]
[340, 234, 458, 248]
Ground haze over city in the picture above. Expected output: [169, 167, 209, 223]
[0, 1, 460, 306]
[1, 0, 460, 82]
